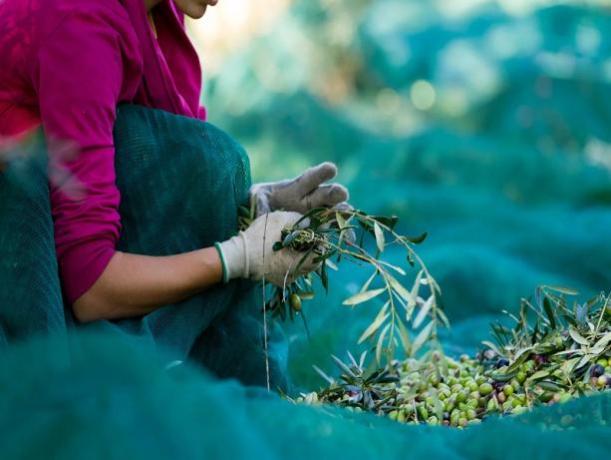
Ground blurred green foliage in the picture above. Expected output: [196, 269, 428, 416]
[203, 0, 611, 391]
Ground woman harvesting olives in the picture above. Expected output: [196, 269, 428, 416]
[0, 0, 349, 387]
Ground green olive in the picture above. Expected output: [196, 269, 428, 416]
[417, 405, 429, 420]
[478, 382, 493, 396]
[466, 398, 479, 410]
[539, 392, 554, 403]
[596, 375, 607, 388]
[289, 293, 302, 311]
[402, 404, 415, 415]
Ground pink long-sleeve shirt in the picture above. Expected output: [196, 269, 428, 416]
[0, 0, 206, 304]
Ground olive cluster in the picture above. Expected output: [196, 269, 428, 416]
[302, 352, 611, 428]
[391, 354, 610, 427]
[279, 227, 327, 253]
[390, 357, 530, 426]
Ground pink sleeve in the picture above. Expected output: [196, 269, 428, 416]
[35, 10, 126, 305]
[198, 105, 207, 120]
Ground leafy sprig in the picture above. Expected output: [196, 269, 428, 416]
[239, 204, 447, 364]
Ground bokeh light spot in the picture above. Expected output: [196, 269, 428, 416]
[410, 80, 436, 111]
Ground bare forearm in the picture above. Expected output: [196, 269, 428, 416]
[73, 247, 223, 322]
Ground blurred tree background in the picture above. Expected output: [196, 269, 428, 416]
[187, 0, 611, 391]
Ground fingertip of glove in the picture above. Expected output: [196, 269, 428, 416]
[329, 183, 349, 202]
[315, 161, 338, 180]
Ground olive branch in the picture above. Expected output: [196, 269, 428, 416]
[239, 204, 448, 365]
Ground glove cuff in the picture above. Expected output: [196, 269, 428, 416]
[213, 242, 230, 283]
[216, 233, 248, 282]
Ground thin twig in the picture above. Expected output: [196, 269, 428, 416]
[262, 213, 271, 392]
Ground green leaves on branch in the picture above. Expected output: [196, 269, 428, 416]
[240, 202, 444, 365]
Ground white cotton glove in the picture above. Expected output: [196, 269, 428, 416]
[215, 211, 321, 287]
[250, 162, 350, 217]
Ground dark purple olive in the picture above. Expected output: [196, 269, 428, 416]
[590, 364, 605, 378]
[495, 358, 510, 368]
[533, 354, 548, 366]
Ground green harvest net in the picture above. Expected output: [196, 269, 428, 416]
[0, 332, 609, 460]
[0, 136, 66, 346]
[1, 1, 611, 456]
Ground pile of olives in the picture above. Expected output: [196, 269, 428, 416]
[300, 351, 611, 428]
[387, 353, 609, 427]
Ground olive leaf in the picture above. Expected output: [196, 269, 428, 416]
[528, 370, 550, 381]
[592, 332, 611, 352]
[568, 326, 589, 346]
[374, 222, 385, 253]
[413, 295, 434, 329]
[397, 319, 411, 354]
[325, 259, 339, 271]
[335, 211, 347, 231]
[360, 270, 378, 293]
[544, 286, 579, 296]
[402, 232, 428, 244]
[343, 288, 385, 306]
[411, 321, 434, 356]
[375, 323, 391, 363]
[358, 304, 390, 344]
[543, 297, 557, 330]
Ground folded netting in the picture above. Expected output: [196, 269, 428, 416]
[0, 105, 288, 390]
[0, 332, 608, 460]
[0, 135, 67, 347]
[94, 104, 288, 389]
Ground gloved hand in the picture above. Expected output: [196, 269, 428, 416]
[215, 211, 320, 287]
[250, 162, 349, 217]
